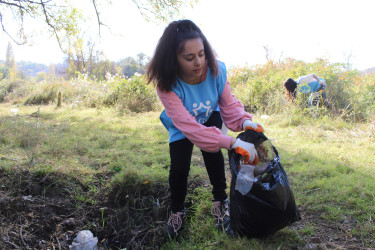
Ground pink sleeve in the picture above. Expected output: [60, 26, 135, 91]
[157, 87, 233, 152]
[219, 80, 253, 131]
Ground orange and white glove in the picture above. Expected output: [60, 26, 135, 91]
[232, 138, 258, 165]
[243, 120, 264, 133]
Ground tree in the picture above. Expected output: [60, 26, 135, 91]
[0, 62, 6, 80]
[1, 0, 81, 52]
[5, 42, 14, 67]
[118, 55, 149, 78]
[0, 0, 197, 53]
[136, 52, 149, 67]
[5, 41, 16, 80]
[49, 63, 56, 80]
[119, 57, 138, 78]
[49, 63, 55, 76]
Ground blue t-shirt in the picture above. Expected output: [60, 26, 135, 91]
[296, 74, 326, 94]
[160, 61, 227, 143]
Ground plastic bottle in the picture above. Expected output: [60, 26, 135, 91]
[235, 165, 255, 195]
[69, 230, 98, 250]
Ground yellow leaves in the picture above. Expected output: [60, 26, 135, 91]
[136, 0, 198, 23]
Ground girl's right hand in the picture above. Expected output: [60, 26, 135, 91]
[232, 139, 258, 165]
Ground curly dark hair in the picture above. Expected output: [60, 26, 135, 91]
[283, 78, 298, 102]
[147, 19, 218, 92]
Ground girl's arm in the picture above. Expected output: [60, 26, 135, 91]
[219, 79, 253, 131]
[157, 87, 233, 152]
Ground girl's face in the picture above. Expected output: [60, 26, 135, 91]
[177, 38, 205, 85]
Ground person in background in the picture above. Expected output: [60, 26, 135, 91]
[147, 19, 264, 239]
[284, 74, 330, 107]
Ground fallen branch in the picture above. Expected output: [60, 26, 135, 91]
[20, 226, 27, 248]
[3, 240, 19, 249]
[56, 237, 61, 250]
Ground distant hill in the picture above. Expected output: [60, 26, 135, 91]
[16, 61, 49, 76]
[361, 67, 375, 75]
[0, 60, 48, 77]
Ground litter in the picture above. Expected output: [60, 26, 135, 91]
[69, 230, 98, 250]
[228, 130, 301, 237]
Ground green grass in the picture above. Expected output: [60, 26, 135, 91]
[0, 103, 374, 248]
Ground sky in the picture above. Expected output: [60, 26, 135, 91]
[0, 0, 374, 70]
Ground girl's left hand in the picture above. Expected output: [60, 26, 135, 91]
[243, 120, 264, 133]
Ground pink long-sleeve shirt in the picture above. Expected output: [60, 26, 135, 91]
[157, 79, 252, 152]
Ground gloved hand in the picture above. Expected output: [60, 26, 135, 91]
[232, 138, 258, 165]
[243, 120, 264, 133]
[319, 80, 326, 89]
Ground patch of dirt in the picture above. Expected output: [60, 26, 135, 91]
[0, 168, 204, 249]
[0, 167, 373, 249]
[290, 205, 374, 249]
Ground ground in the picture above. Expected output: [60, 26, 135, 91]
[0, 167, 372, 249]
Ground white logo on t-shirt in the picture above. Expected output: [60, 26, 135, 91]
[192, 100, 213, 123]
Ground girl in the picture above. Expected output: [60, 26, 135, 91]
[283, 74, 330, 107]
[147, 19, 264, 238]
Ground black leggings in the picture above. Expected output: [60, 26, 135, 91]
[169, 111, 227, 212]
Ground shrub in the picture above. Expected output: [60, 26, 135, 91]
[108, 75, 159, 113]
[0, 85, 6, 102]
[350, 78, 375, 121]
[228, 58, 375, 122]
[0, 79, 27, 103]
[2, 72, 159, 111]
[55, 74, 111, 108]
[23, 81, 59, 105]
[2, 58, 372, 121]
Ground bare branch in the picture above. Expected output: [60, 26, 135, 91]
[1, 69, 8, 80]
[89, 0, 112, 35]
[0, 0, 26, 9]
[1, 0, 196, 54]
[39, 0, 66, 53]
[0, 12, 26, 44]
[0, 0, 42, 44]
[91, 0, 101, 35]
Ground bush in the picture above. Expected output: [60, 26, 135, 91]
[229, 60, 299, 114]
[228, 58, 375, 122]
[1, 73, 159, 111]
[0, 79, 27, 103]
[107, 75, 159, 113]
[2, 59, 372, 121]
[0, 85, 6, 102]
[23, 81, 59, 105]
[349, 78, 375, 121]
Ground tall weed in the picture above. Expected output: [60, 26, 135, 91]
[228, 58, 375, 122]
[1, 58, 374, 119]
[106, 75, 160, 113]
[0, 79, 29, 103]
[23, 81, 59, 105]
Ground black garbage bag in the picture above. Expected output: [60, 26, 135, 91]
[229, 130, 301, 237]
